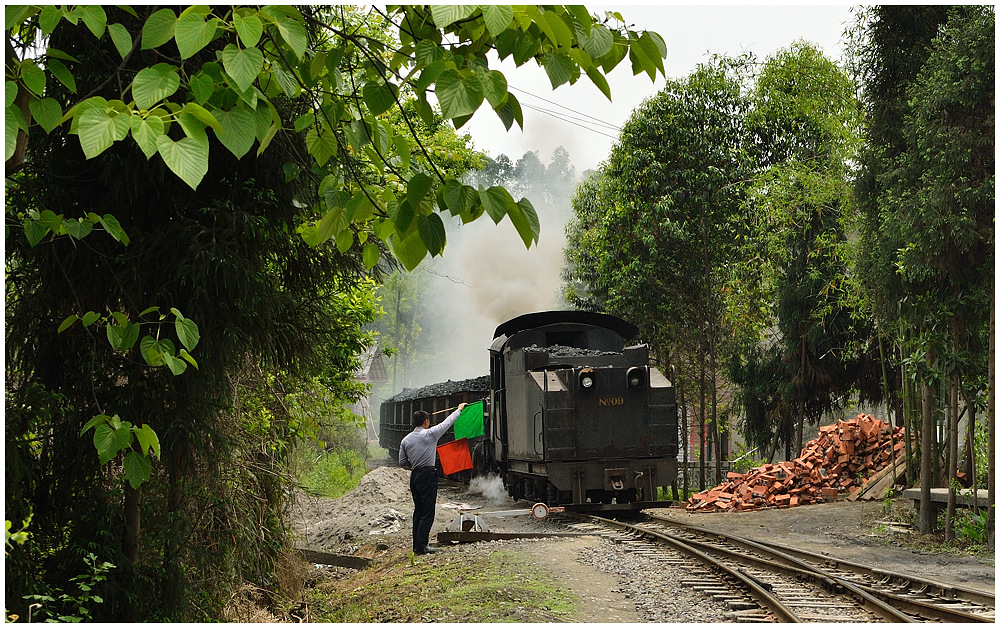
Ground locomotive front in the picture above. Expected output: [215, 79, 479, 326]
[488, 311, 678, 507]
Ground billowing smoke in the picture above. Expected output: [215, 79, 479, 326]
[412, 148, 579, 387]
[467, 473, 510, 505]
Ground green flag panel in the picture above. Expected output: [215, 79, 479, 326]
[453, 400, 485, 439]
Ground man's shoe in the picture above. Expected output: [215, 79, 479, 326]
[417, 546, 436, 555]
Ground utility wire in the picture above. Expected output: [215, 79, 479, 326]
[519, 103, 621, 140]
[509, 85, 623, 132]
[520, 102, 621, 132]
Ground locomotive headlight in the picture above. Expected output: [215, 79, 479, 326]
[626, 366, 646, 388]
[578, 369, 595, 389]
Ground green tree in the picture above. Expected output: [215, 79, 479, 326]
[850, 5, 994, 537]
[5, 5, 668, 619]
[729, 42, 874, 459]
[563, 60, 754, 490]
[7, 5, 667, 268]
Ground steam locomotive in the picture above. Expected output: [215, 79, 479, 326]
[379, 311, 678, 508]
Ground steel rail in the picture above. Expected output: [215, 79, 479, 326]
[630, 520, 913, 623]
[574, 513, 801, 622]
[646, 514, 994, 623]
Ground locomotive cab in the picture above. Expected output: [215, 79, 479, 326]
[489, 311, 678, 506]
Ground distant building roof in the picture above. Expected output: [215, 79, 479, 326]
[357, 343, 389, 383]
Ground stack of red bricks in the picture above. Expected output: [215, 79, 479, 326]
[685, 414, 906, 512]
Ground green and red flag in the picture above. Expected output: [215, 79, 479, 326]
[453, 400, 485, 440]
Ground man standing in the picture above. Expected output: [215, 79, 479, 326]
[398, 402, 466, 555]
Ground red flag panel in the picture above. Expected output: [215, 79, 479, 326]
[437, 437, 473, 475]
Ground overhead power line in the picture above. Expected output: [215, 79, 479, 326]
[519, 103, 621, 140]
[509, 85, 623, 140]
[509, 85, 622, 131]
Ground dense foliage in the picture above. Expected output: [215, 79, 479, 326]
[563, 7, 994, 542]
[850, 5, 994, 536]
[563, 46, 870, 484]
[5, 4, 667, 621]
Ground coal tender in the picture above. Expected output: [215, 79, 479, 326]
[380, 311, 679, 508]
[488, 311, 677, 507]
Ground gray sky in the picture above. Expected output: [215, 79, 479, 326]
[463, 4, 856, 173]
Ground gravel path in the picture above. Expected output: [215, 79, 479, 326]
[289, 463, 994, 623]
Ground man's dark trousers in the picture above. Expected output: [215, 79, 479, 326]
[409, 466, 438, 552]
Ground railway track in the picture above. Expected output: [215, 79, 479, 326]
[558, 511, 995, 623]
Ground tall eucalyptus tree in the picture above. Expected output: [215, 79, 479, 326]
[851, 5, 994, 537]
[730, 43, 873, 458]
[564, 60, 754, 489]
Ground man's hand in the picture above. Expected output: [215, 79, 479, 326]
[457, 402, 467, 412]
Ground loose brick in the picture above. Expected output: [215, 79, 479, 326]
[685, 414, 906, 513]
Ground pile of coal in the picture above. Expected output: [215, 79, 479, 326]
[384, 375, 490, 402]
[523, 344, 619, 357]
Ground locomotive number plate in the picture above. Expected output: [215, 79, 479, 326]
[598, 397, 624, 406]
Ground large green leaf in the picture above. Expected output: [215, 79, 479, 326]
[273, 16, 307, 59]
[269, 61, 300, 98]
[172, 309, 200, 351]
[62, 217, 94, 240]
[77, 105, 129, 158]
[20, 59, 46, 96]
[163, 354, 187, 375]
[93, 422, 132, 465]
[133, 424, 161, 459]
[417, 213, 446, 256]
[106, 320, 140, 353]
[213, 103, 255, 158]
[542, 10, 573, 49]
[156, 134, 208, 189]
[435, 70, 483, 119]
[506, 197, 540, 247]
[389, 228, 428, 271]
[28, 97, 62, 133]
[108, 23, 133, 58]
[190, 71, 215, 104]
[495, 91, 523, 130]
[405, 172, 434, 205]
[80, 5, 107, 38]
[123, 451, 152, 489]
[131, 63, 180, 109]
[45, 58, 76, 93]
[141, 8, 177, 49]
[305, 125, 337, 166]
[96, 213, 130, 245]
[481, 70, 508, 109]
[442, 180, 479, 215]
[362, 242, 380, 269]
[362, 81, 396, 116]
[233, 11, 263, 47]
[580, 23, 613, 58]
[629, 32, 666, 81]
[482, 5, 514, 38]
[222, 44, 263, 92]
[542, 53, 575, 88]
[174, 12, 218, 59]
[429, 5, 476, 28]
[480, 186, 512, 224]
[6, 104, 23, 160]
[130, 113, 164, 159]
